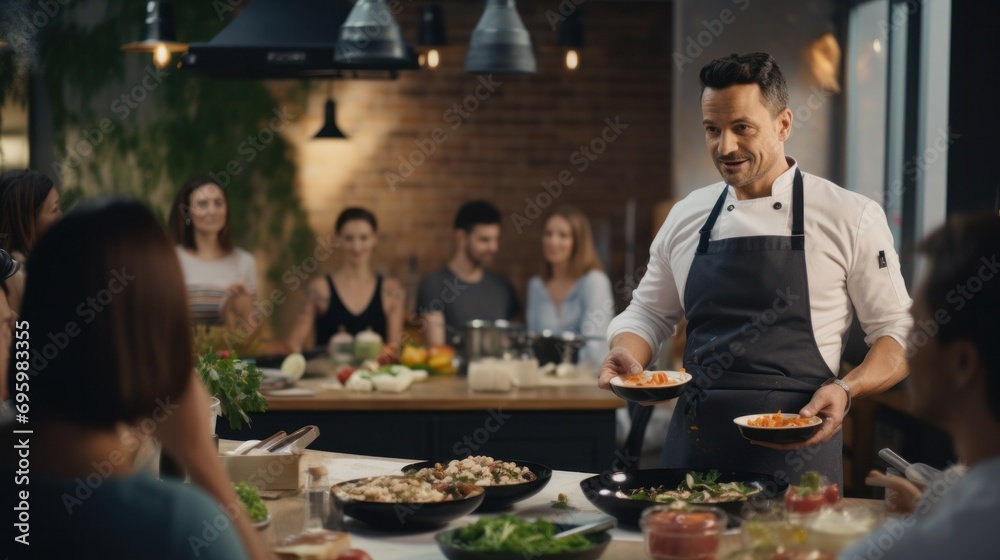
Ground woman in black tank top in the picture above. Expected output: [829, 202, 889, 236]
[286, 208, 405, 351]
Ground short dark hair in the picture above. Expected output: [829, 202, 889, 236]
[699, 52, 789, 116]
[336, 207, 378, 234]
[13, 198, 193, 429]
[0, 169, 57, 257]
[167, 176, 233, 252]
[918, 213, 1000, 421]
[454, 200, 501, 232]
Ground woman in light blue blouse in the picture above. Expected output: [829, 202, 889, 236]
[526, 206, 615, 370]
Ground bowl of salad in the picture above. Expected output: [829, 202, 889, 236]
[579, 469, 787, 527]
[402, 457, 552, 512]
[436, 516, 611, 560]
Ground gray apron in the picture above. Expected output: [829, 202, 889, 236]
[660, 169, 843, 487]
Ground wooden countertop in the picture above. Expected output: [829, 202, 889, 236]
[265, 375, 626, 412]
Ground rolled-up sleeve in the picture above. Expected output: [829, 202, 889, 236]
[606, 225, 685, 356]
[848, 201, 913, 349]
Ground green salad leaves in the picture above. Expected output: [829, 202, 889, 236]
[628, 469, 761, 504]
[444, 516, 595, 555]
[234, 482, 268, 522]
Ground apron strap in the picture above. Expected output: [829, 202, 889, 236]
[697, 187, 730, 254]
[792, 168, 804, 249]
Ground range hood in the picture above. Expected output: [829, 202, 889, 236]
[181, 0, 418, 79]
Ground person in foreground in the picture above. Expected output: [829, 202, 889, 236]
[1, 198, 269, 559]
[600, 52, 911, 485]
[840, 213, 1000, 560]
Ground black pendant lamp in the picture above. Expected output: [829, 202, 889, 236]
[334, 0, 419, 70]
[418, 5, 446, 69]
[558, 8, 583, 71]
[314, 83, 347, 140]
[121, 0, 188, 69]
[465, 0, 536, 75]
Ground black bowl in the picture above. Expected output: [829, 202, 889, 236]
[733, 413, 823, 444]
[402, 460, 553, 512]
[436, 525, 611, 560]
[608, 371, 691, 403]
[579, 469, 787, 527]
[331, 476, 486, 530]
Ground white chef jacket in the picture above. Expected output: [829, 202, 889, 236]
[608, 158, 912, 374]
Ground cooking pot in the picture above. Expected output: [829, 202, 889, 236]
[458, 320, 524, 371]
[530, 330, 585, 365]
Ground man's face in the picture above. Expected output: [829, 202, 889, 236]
[906, 280, 951, 426]
[701, 84, 791, 192]
[462, 224, 500, 267]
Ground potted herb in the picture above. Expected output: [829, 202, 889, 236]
[196, 350, 268, 430]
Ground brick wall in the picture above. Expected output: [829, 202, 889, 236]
[279, 0, 673, 321]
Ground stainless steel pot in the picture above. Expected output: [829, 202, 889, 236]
[459, 319, 523, 368]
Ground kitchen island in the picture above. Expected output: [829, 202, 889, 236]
[217, 375, 626, 473]
[226, 441, 884, 559]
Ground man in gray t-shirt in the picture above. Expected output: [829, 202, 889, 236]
[417, 201, 520, 345]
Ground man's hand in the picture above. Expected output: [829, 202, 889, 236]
[865, 470, 922, 515]
[751, 383, 848, 450]
[598, 347, 643, 389]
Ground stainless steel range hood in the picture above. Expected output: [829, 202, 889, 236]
[180, 0, 418, 79]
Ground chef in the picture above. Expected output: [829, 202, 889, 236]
[600, 52, 912, 486]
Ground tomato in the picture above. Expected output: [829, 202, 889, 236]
[785, 487, 825, 514]
[216, 350, 231, 359]
[337, 549, 372, 560]
[824, 483, 841, 505]
[336, 366, 356, 385]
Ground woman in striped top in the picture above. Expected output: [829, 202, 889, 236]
[168, 177, 257, 328]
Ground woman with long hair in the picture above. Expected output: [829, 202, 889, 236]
[0, 169, 62, 263]
[0, 169, 60, 314]
[526, 206, 615, 369]
[167, 176, 257, 329]
[287, 207, 404, 351]
[1, 198, 269, 559]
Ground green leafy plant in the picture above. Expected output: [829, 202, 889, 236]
[234, 482, 268, 522]
[445, 516, 595, 555]
[196, 351, 267, 430]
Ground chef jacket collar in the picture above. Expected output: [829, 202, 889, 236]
[726, 156, 799, 201]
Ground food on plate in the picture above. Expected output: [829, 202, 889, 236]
[624, 470, 762, 504]
[621, 371, 679, 387]
[784, 472, 839, 514]
[441, 516, 596, 555]
[234, 482, 268, 522]
[342, 361, 426, 392]
[406, 456, 537, 487]
[333, 475, 480, 503]
[272, 530, 351, 560]
[748, 411, 817, 428]
[641, 505, 725, 560]
[335, 366, 356, 385]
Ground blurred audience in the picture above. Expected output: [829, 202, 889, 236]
[287, 207, 404, 351]
[417, 200, 520, 346]
[0, 169, 61, 311]
[168, 177, 258, 331]
[1, 198, 269, 559]
[842, 213, 1000, 559]
[526, 207, 614, 369]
